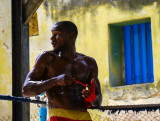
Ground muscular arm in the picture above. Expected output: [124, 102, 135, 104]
[22, 52, 57, 97]
[22, 74, 58, 97]
[85, 57, 102, 107]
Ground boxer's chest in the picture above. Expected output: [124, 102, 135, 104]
[46, 57, 90, 83]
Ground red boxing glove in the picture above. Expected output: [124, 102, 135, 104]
[84, 79, 96, 103]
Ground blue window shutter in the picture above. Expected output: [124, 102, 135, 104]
[139, 23, 148, 83]
[132, 25, 140, 84]
[124, 26, 133, 84]
[146, 22, 154, 82]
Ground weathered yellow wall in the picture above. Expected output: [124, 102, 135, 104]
[0, 0, 12, 119]
[30, 0, 160, 108]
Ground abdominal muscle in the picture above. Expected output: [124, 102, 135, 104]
[46, 85, 87, 111]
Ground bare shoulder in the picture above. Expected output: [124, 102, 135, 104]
[76, 52, 97, 67]
[35, 50, 57, 65]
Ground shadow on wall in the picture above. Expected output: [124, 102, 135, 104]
[42, 0, 160, 20]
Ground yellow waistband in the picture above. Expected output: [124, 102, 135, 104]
[48, 108, 92, 120]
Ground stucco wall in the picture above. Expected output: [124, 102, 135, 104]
[0, 0, 12, 119]
[30, 0, 160, 107]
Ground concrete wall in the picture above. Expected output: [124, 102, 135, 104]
[0, 0, 12, 119]
[30, 0, 160, 106]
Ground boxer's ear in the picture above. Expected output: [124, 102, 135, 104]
[69, 32, 77, 41]
[68, 32, 74, 38]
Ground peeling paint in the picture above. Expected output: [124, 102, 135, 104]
[0, 0, 12, 118]
[2, 43, 9, 50]
[42, 0, 160, 20]
[2, 29, 5, 33]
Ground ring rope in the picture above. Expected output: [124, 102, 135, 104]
[90, 104, 160, 112]
[0, 95, 46, 104]
[0, 95, 160, 112]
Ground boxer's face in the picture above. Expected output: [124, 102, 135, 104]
[50, 25, 71, 52]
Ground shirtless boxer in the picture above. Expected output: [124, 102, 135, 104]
[22, 21, 102, 121]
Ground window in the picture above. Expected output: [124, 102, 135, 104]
[124, 23, 154, 85]
[109, 18, 154, 87]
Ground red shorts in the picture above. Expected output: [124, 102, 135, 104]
[49, 116, 92, 121]
[48, 108, 92, 121]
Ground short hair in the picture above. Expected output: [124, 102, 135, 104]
[52, 21, 78, 39]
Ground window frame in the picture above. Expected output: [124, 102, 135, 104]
[108, 17, 154, 87]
